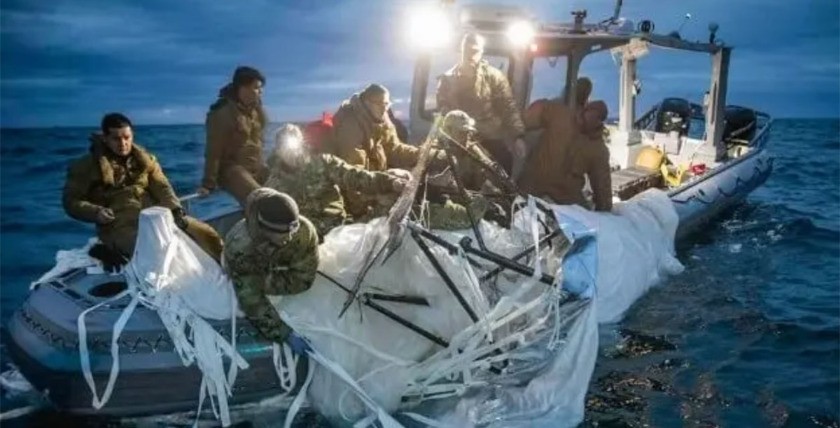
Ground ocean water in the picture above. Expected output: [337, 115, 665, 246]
[0, 119, 838, 427]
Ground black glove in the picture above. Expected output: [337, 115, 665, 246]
[171, 207, 189, 231]
[88, 244, 128, 273]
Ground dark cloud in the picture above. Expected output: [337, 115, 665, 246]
[1, 0, 837, 127]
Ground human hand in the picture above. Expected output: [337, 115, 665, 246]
[196, 186, 211, 198]
[391, 177, 408, 192]
[96, 208, 115, 225]
[386, 168, 413, 181]
[287, 331, 312, 355]
[171, 207, 189, 231]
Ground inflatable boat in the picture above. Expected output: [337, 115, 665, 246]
[3, 3, 772, 427]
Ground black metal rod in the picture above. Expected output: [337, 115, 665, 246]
[317, 271, 447, 347]
[367, 293, 429, 306]
[459, 237, 556, 286]
[364, 298, 449, 348]
[442, 144, 487, 251]
[479, 228, 566, 283]
[408, 223, 483, 269]
[441, 136, 519, 195]
[411, 230, 480, 323]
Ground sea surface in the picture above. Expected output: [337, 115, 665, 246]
[1, 119, 838, 427]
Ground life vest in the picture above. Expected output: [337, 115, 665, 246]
[303, 112, 334, 153]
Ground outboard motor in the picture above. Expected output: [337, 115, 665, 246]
[654, 97, 692, 136]
[723, 105, 757, 143]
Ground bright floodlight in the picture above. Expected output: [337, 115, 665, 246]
[506, 21, 535, 47]
[407, 6, 451, 50]
[281, 134, 302, 150]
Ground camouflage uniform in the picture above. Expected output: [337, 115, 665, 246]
[223, 190, 319, 343]
[265, 153, 399, 238]
[327, 96, 489, 230]
[63, 135, 223, 260]
[203, 84, 269, 205]
[436, 60, 526, 171]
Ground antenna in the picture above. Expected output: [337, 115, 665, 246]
[599, 0, 624, 26]
[708, 22, 719, 44]
[612, 0, 624, 22]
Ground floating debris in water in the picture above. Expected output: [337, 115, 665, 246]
[611, 329, 677, 358]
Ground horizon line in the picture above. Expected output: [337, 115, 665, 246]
[2, 116, 839, 131]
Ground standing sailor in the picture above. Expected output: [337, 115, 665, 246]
[436, 33, 527, 174]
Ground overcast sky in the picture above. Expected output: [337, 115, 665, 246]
[1, 0, 838, 128]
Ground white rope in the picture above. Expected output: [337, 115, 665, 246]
[283, 359, 314, 428]
[77, 288, 136, 409]
[401, 198, 553, 406]
[0, 405, 40, 421]
[272, 343, 299, 394]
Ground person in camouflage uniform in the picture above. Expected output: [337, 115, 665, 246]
[436, 110, 511, 192]
[63, 113, 223, 264]
[359, 110, 504, 230]
[198, 66, 270, 205]
[265, 124, 407, 239]
[223, 188, 319, 344]
[436, 33, 527, 174]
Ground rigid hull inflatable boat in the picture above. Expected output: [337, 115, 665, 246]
[3, 2, 772, 426]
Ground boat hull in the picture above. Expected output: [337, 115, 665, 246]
[4, 268, 305, 417]
[671, 148, 773, 239]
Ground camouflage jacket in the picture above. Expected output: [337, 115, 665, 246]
[203, 84, 268, 190]
[436, 135, 505, 192]
[63, 136, 180, 249]
[224, 215, 319, 343]
[329, 94, 421, 171]
[436, 60, 525, 141]
[264, 153, 398, 237]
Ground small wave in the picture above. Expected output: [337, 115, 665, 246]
[178, 141, 201, 151]
[23, 161, 69, 175]
[1, 219, 81, 234]
[0, 146, 37, 157]
[49, 147, 82, 157]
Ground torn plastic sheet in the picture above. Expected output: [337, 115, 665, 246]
[273, 198, 591, 427]
[273, 190, 683, 427]
[554, 189, 684, 323]
[76, 207, 247, 427]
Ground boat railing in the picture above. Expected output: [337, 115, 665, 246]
[634, 104, 660, 130]
[750, 111, 773, 149]
[179, 193, 201, 215]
